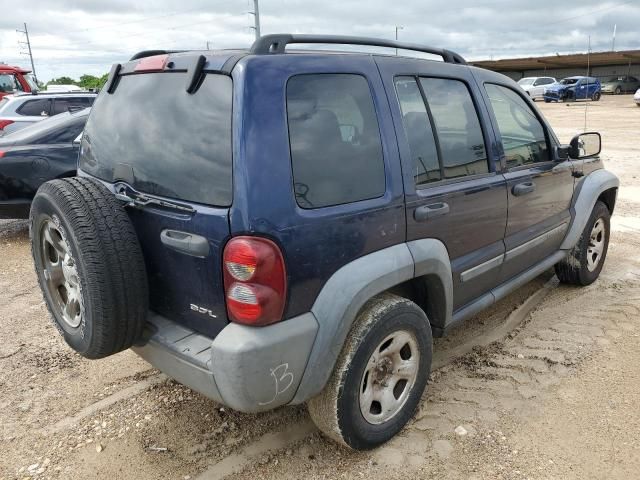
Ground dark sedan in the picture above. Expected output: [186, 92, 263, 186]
[0, 108, 89, 218]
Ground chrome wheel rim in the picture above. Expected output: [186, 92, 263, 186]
[359, 329, 420, 425]
[587, 218, 606, 272]
[40, 219, 83, 329]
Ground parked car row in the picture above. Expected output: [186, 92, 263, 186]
[0, 91, 96, 136]
[0, 108, 90, 218]
[518, 74, 640, 106]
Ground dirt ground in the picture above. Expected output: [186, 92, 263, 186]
[1, 94, 639, 480]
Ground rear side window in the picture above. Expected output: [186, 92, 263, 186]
[286, 74, 385, 209]
[395, 77, 440, 184]
[17, 99, 51, 116]
[485, 84, 549, 168]
[52, 97, 94, 115]
[395, 76, 488, 186]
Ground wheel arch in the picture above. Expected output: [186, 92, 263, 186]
[561, 169, 619, 250]
[290, 239, 452, 404]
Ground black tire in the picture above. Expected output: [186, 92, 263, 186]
[614, 87, 621, 95]
[592, 91, 601, 101]
[30, 177, 148, 359]
[307, 293, 432, 450]
[544, 99, 551, 103]
[555, 201, 610, 286]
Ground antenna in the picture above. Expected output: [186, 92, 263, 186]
[584, 35, 591, 132]
[16, 22, 37, 84]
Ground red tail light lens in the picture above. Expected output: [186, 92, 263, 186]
[0, 150, 4, 158]
[223, 236, 287, 326]
[0, 120, 14, 130]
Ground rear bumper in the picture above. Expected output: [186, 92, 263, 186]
[132, 312, 318, 413]
[0, 199, 31, 219]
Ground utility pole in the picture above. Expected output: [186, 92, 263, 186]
[611, 24, 617, 51]
[395, 26, 403, 55]
[249, 0, 261, 40]
[16, 22, 37, 84]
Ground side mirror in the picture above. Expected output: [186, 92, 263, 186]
[569, 132, 601, 159]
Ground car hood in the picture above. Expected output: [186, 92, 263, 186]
[545, 83, 570, 93]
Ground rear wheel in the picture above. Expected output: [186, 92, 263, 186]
[307, 294, 432, 450]
[30, 178, 148, 359]
[555, 201, 610, 286]
[592, 91, 602, 101]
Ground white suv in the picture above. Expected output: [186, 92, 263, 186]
[0, 91, 96, 136]
[517, 76, 557, 101]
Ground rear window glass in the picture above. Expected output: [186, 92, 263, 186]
[80, 73, 232, 206]
[286, 74, 385, 209]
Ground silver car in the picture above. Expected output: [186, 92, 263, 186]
[517, 76, 557, 101]
[0, 91, 96, 136]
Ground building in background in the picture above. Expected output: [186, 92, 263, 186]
[472, 49, 640, 83]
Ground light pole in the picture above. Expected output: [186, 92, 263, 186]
[395, 25, 403, 55]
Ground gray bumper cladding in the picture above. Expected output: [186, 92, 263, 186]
[133, 313, 318, 413]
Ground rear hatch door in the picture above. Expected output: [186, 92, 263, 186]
[79, 62, 233, 338]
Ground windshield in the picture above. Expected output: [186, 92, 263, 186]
[517, 78, 535, 86]
[80, 72, 233, 207]
[25, 74, 38, 91]
[559, 78, 579, 85]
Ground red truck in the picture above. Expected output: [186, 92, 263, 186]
[0, 64, 37, 99]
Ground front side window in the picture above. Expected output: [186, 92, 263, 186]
[0, 74, 15, 93]
[287, 74, 385, 208]
[485, 84, 549, 168]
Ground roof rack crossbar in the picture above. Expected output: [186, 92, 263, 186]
[250, 34, 466, 64]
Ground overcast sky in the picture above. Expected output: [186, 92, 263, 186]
[1, 0, 638, 82]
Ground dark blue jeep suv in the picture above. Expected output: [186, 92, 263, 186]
[29, 35, 618, 450]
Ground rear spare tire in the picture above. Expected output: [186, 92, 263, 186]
[30, 177, 148, 359]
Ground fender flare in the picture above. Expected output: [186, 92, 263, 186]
[291, 239, 452, 403]
[561, 169, 619, 250]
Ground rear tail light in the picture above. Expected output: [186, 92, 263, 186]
[223, 236, 287, 326]
[0, 120, 14, 130]
[0, 150, 4, 158]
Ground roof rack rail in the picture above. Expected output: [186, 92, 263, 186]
[250, 34, 466, 65]
[129, 50, 184, 61]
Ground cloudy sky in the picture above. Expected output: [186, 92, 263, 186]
[1, 0, 638, 82]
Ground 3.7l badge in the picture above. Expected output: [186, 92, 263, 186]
[190, 304, 217, 318]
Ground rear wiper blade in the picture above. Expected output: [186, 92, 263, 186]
[114, 184, 195, 213]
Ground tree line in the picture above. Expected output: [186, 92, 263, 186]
[46, 73, 109, 90]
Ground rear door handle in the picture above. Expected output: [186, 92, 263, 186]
[512, 181, 535, 196]
[160, 229, 209, 257]
[414, 202, 450, 222]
